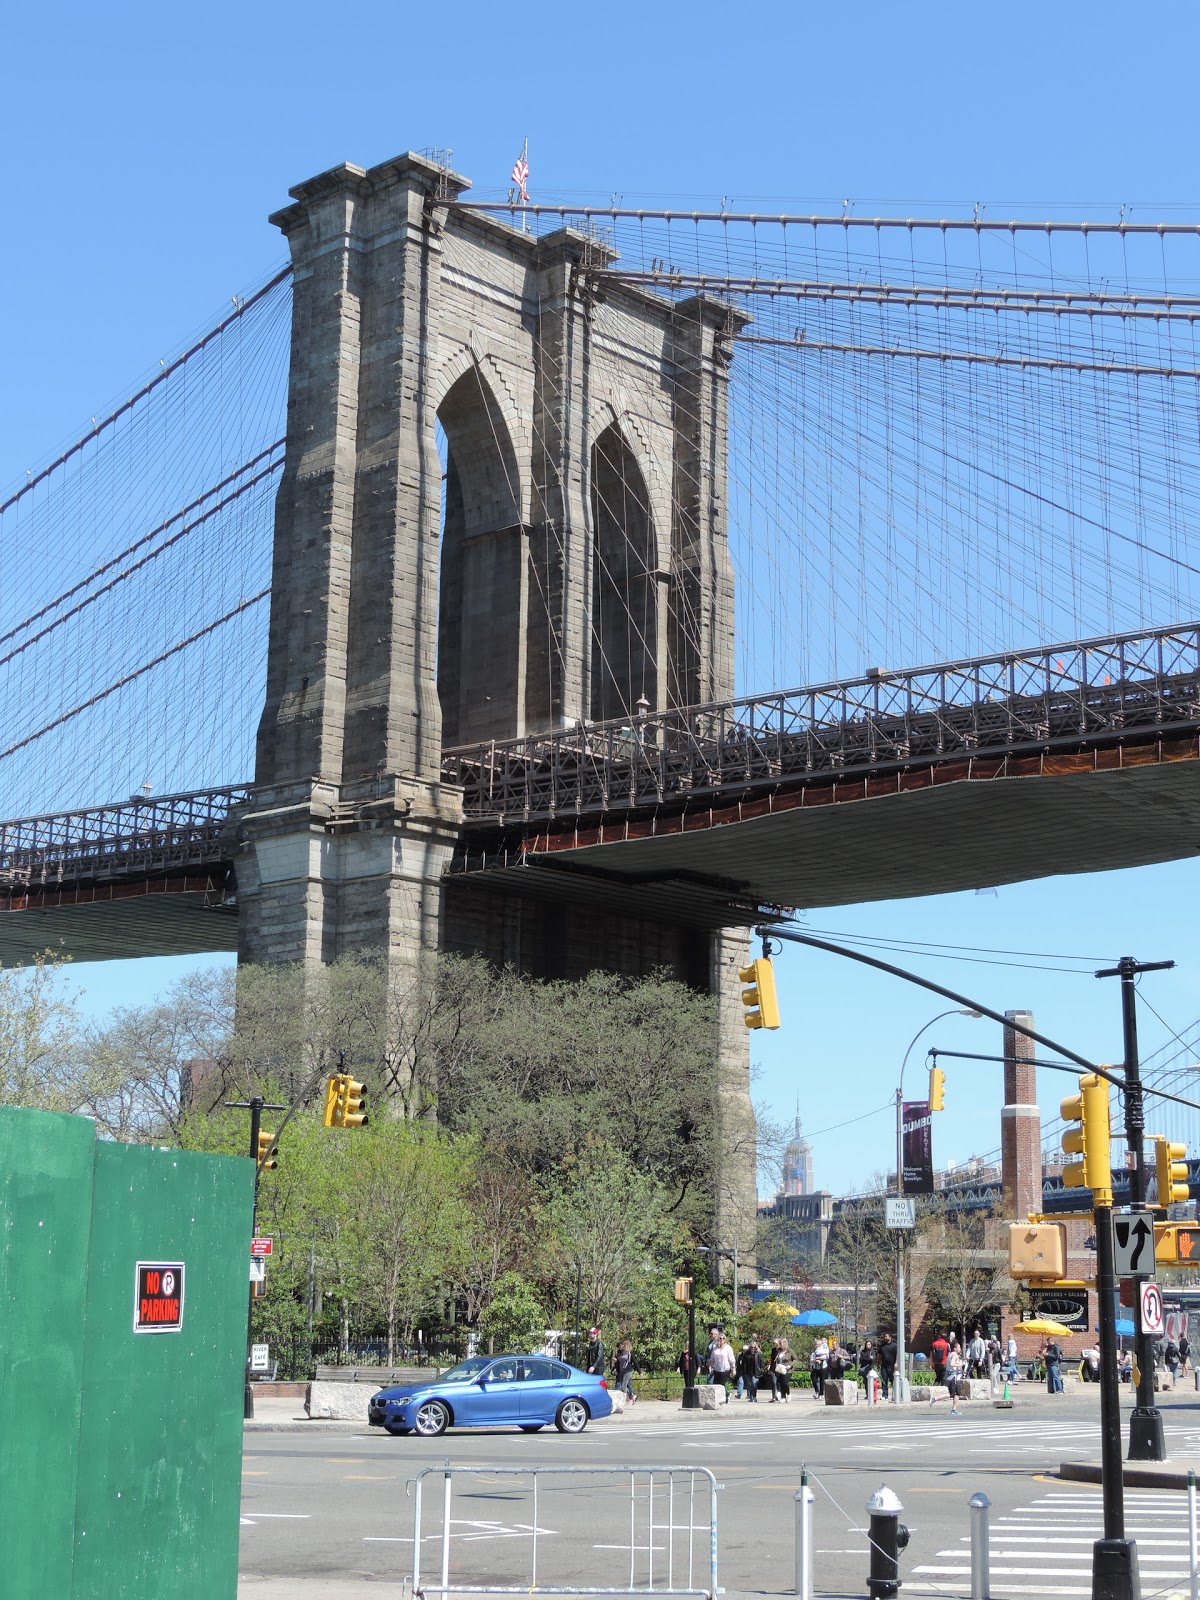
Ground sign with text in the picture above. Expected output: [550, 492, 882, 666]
[250, 1237, 273, 1257]
[249, 1257, 266, 1284]
[134, 1262, 185, 1333]
[901, 1101, 933, 1195]
[1030, 1287, 1089, 1332]
[250, 1343, 270, 1372]
[885, 1197, 916, 1230]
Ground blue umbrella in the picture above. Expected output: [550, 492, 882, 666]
[791, 1309, 838, 1327]
[1115, 1320, 1136, 1338]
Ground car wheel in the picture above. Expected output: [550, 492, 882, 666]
[384, 1422, 411, 1436]
[555, 1398, 589, 1434]
[519, 1424, 544, 1433]
[414, 1401, 450, 1437]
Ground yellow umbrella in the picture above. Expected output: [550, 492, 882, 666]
[760, 1299, 800, 1317]
[1013, 1318, 1075, 1338]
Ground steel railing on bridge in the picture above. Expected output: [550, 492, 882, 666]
[0, 785, 250, 888]
[441, 621, 1200, 825]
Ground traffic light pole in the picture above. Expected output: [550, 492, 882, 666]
[1093, 1200, 1141, 1599]
[683, 1291, 699, 1409]
[244, 1096, 263, 1420]
[1097, 955, 1173, 1463]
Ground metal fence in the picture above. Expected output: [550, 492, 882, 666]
[410, 1465, 719, 1600]
[441, 620, 1200, 824]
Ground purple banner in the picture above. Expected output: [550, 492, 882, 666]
[902, 1100, 934, 1194]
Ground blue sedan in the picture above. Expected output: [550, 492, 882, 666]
[368, 1355, 613, 1436]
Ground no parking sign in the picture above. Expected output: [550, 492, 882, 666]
[1139, 1279, 1165, 1337]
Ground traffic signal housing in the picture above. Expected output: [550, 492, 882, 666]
[339, 1076, 369, 1129]
[1155, 1221, 1199, 1265]
[322, 1074, 341, 1129]
[324, 1073, 370, 1129]
[1154, 1135, 1190, 1207]
[738, 957, 780, 1030]
[674, 1276, 694, 1305]
[256, 1130, 278, 1170]
[1007, 1221, 1067, 1282]
[1060, 1073, 1112, 1207]
[928, 1065, 945, 1112]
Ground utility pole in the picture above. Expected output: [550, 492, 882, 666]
[225, 1093, 285, 1421]
[1096, 954, 1174, 1463]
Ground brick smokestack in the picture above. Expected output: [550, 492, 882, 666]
[1001, 1009, 1041, 1219]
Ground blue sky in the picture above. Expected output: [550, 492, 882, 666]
[5, 1, 1200, 1192]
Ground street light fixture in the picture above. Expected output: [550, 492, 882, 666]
[893, 1008, 982, 1403]
[697, 1244, 741, 1337]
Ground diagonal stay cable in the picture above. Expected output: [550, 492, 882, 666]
[0, 267, 291, 516]
[0, 591, 270, 763]
[0, 455, 283, 669]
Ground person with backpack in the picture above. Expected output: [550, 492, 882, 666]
[1165, 1337, 1181, 1385]
[931, 1331, 949, 1385]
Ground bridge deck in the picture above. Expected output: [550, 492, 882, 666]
[1, 625, 1198, 960]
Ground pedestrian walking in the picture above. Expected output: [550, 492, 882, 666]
[737, 1339, 764, 1401]
[585, 1326, 606, 1376]
[858, 1339, 877, 1394]
[1044, 1338, 1064, 1394]
[945, 1346, 964, 1414]
[966, 1328, 987, 1378]
[1165, 1337, 1180, 1384]
[677, 1348, 701, 1384]
[879, 1332, 897, 1399]
[1180, 1332, 1191, 1376]
[771, 1338, 794, 1401]
[708, 1332, 735, 1392]
[809, 1338, 828, 1398]
[612, 1338, 637, 1402]
[1005, 1333, 1019, 1379]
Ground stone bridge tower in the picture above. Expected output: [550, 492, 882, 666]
[236, 151, 756, 1256]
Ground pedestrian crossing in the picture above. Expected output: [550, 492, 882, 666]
[909, 1489, 1198, 1597]
[608, 1415, 1093, 1451]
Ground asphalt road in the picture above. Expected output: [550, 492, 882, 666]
[239, 1382, 1200, 1600]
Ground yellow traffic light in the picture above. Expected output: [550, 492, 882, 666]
[256, 1130, 278, 1170]
[928, 1065, 946, 1112]
[322, 1074, 342, 1129]
[340, 1076, 369, 1129]
[1154, 1136, 1190, 1207]
[738, 957, 780, 1030]
[1060, 1073, 1112, 1206]
[674, 1276, 694, 1305]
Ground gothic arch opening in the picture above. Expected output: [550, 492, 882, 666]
[436, 365, 525, 746]
[590, 423, 658, 723]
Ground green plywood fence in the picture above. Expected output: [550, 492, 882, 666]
[0, 1108, 254, 1600]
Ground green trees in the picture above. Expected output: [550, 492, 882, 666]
[0, 950, 737, 1369]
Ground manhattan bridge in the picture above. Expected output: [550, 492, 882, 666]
[6, 149, 1200, 1233]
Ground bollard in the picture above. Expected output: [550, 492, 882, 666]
[865, 1485, 909, 1599]
[1189, 1469, 1198, 1600]
[969, 1491, 991, 1600]
[866, 1367, 880, 1406]
[794, 1468, 814, 1600]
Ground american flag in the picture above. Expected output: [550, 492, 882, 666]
[511, 140, 529, 204]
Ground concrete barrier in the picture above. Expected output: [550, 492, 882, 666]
[695, 1384, 727, 1409]
[306, 1381, 374, 1420]
[824, 1380, 860, 1406]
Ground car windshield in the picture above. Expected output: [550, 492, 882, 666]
[436, 1358, 493, 1384]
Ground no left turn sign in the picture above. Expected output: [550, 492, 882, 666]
[1139, 1280, 1165, 1337]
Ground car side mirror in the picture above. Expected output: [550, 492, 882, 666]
[475, 1374, 488, 1385]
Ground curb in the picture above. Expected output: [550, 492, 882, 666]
[1059, 1460, 1195, 1490]
[245, 1421, 370, 1434]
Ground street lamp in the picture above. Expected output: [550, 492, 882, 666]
[697, 1244, 741, 1336]
[893, 1008, 982, 1403]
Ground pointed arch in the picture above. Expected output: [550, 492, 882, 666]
[437, 361, 528, 745]
[590, 420, 660, 722]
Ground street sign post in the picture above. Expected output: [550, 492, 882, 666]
[1113, 1210, 1155, 1277]
[885, 1197, 916, 1230]
[1139, 1280, 1165, 1338]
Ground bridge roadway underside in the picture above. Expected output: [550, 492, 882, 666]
[1, 743, 1198, 964]
[454, 740, 1200, 925]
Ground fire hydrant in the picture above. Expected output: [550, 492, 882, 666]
[865, 1485, 909, 1598]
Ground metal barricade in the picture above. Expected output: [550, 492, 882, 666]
[410, 1465, 719, 1599]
